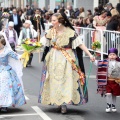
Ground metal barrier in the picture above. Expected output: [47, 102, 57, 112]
[44, 24, 120, 60]
[74, 27, 120, 60]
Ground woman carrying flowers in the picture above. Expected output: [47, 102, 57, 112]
[39, 12, 95, 114]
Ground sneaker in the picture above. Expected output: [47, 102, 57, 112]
[111, 104, 117, 112]
[106, 103, 111, 113]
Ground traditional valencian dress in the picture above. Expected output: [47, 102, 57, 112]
[0, 47, 26, 107]
[39, 27, 88, 106]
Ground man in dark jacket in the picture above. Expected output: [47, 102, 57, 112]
[9, 8, 22, 36]
[31, 8, 45, 35]
[26, 5, 34, 16]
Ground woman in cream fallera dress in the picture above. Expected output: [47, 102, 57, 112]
[39, 13, 94, 113]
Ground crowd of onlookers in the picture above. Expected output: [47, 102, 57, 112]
[0, 2, 120, 33]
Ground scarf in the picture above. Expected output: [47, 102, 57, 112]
[97, 59, 108, 96]
[22, 28, 32, 39]
[5, 29, 16, 42]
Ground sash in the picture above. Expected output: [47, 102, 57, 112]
[53, 44, 85, 86]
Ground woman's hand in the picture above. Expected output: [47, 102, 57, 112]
[90, 55, 95, 62]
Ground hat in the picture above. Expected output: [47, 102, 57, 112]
[108, 48, 118, 55]
[8, 21, 14, 26]
[25, 20, 32, 25]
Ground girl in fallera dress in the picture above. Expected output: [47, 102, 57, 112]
[39, 12, 95, 114]
[0, 32, 26, 112]
[94, 48, 120, 113]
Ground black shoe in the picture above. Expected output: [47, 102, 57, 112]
[61, 105, 67, 114]
[26, 64, 31, 67]
[1, 107, 8, 112]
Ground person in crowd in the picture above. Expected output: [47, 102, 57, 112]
[9, 8, 22, 36]
[98, 4, 105, 15]
[18, 9, 26, 23]
[106, 15, 120, 51]
[74, 8, 80, 18]
[93, 10, 109, 30]
[86, 17, 94, 28]
[111, 3, 120, 16]
[106, 3, 114, 12]
[18, 20, 37, 66]
[0, 32, 26, 112]
[26, 5, 34, 18]
[94, 7, 100, 16]
[39, 12, 95, 114]
[93, 48, 120, 113]
[87, 9, 92, 17]
[41, 7, 47, 15]
[66, 5, 75, 18]
[31, 8, 45, 35]
[79, 7, 85, 18]
[78, 16, 84, 27]
[4, 21, 18, 51]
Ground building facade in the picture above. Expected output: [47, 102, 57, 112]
[0, 0, 120, 11]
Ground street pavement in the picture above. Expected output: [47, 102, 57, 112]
[0, 53, 120, 120]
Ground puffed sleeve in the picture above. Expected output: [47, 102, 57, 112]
[40, 29, 52, 47]
[8, 51, 21, 60]
[40, 36, 50, 47]
[72, 35, 83, 49]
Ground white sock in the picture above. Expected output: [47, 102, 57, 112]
[106, 93, 112, 105]
[112, 95, 116, 106]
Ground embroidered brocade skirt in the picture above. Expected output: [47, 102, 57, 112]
[38, 48, 88, 106]
[0, 68, 26, 107]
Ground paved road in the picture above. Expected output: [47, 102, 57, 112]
[0, 53, 120, 120]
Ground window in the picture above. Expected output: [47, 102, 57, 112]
[99, 0, 109, 5]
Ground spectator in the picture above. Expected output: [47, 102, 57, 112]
[79, 7, 85, 18]
[111, 3, 120, 16]
[18, 9, 26, 23]
[41, 7, 47, 15]
[67, 5, 75, 18]
[74, 8, 80, 18]
[106, 3, 114, 12]
[87, 9, 92, 17]
[98, 4, 105, 15]
[26, 5, 34, 17]
[9, 8, 22, 36]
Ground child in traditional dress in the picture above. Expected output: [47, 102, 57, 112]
[0, 32, 26, 112]
[94, 48, 120, 113]
[18, 20, 38, 66]
[4, 21, 18, 51]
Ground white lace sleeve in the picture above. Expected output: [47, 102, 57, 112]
[72, 35, 83, 49]
[40, 36, 50, 47]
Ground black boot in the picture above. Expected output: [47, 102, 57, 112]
[1, 107, 8, 112]
[27, 53, 33, 66]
